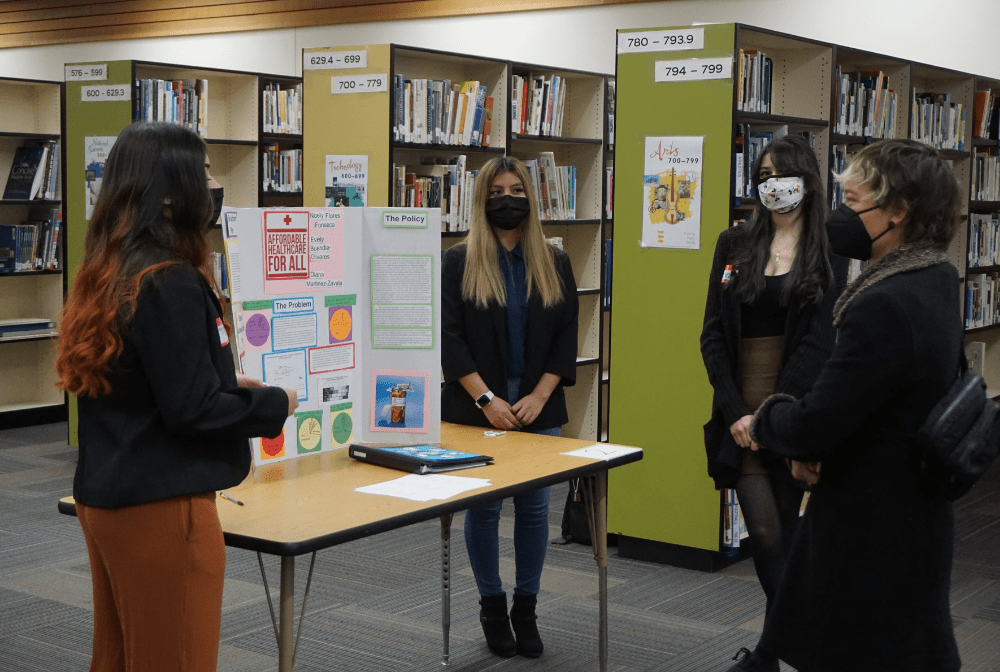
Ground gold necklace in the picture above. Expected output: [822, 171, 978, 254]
[772, 236, 799, 262]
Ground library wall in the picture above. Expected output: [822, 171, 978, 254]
[0, 2, 998, 82]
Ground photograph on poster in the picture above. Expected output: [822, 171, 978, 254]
[318, 373, 351, 402]
[370, 370, 430, 433]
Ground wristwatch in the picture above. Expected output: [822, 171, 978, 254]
[475, 391, 494, 409]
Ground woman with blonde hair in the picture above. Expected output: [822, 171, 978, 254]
[442, 155, 578, 658]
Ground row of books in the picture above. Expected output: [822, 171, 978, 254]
[973, 89, 1000, 140]
[0, 318, 56, 340]
[833, 68, 897, 138]
[135, 78, 209, 138]
[2, 141, 60, 201]
[910, 92, 966, 151]
[829, 144, 854, 207]
[391, 156, 479, 232]
[607, 81, 616, 149]
[211, 252, 230, 300]
[966, 273, 1000, 329]
[262, 82, 302, 135]
[0, 211, 62, 273]
[971, 150, 1000, 201]
[736, 49, 772, 114]
[511, 73, 568, 137]
[968, 214, 1000, 268]
[733, 125, 777, 198]
[523, 152, 576, 220]
[261, 145, 302, 193]
[392, 77, 494, 147]
[722, 488, 748, 552]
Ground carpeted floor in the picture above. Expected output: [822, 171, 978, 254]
[1, 422, 999, 671]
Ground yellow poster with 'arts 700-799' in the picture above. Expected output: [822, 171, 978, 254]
[642, 136, 703, 250]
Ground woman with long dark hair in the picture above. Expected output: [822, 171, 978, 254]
[442, 155, 578, 659]
[57, 121, 295, 671]
[700, 135, 846, 672]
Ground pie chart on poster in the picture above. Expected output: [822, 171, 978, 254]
[246, 313, 270, 347]
[298, 416, 322, 452]
[332, 411, 353, 444]
[329, 308, 352, 341]
[261, 430, 284, 458]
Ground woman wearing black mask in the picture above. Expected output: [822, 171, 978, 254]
[701, 135, 847, 672]
[747, 139, 963, 672]
[441, 156, 578, 659]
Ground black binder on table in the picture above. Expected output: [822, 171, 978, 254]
[348, 443, 493, 474]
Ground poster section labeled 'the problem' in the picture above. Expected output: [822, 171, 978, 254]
[223, 207, 441, 466]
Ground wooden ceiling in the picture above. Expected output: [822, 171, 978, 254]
[0, 0, 660, 49]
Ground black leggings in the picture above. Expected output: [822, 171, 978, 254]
[733, 468, 803, 614]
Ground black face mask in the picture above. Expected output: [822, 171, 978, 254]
[485, 195, 530, 231]
[209, 187, 225, 229]
[825, 202, 893, 261]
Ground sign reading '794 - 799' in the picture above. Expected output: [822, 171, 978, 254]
[655, 57, 732, 83]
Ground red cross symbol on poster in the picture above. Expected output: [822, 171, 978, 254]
[263, 211, 310, 280]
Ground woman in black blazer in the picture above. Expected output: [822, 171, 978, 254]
[700, 136, 845, 672]
[749, 139, 963, 672]
[56, 122, 296, 671]
[442, 156, 578, 659]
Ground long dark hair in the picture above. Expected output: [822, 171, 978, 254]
[57, 121, 216, 396]
[729, 134, 833, 308]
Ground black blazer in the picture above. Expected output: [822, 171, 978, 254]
[75, 264, 288, 509]
[441, 243, 578, 430]
[700, 226, 847, 488]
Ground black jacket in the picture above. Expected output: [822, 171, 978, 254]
[700, 226, 847, 488]
[750, 248, 962, 672]
[75, 264, 288, 509]
[441, 243, 578, 430]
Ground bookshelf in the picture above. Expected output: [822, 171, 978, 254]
[62, 60, 302, 441]
[611, 22, 1000, 568]
[302, 44, 611, 441]
[0, 76, 66, 428]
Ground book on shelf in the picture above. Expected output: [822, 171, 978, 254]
[136, 78, 208, 137]
[737, 49, 772, 114]
[605, 165, 614, 218]
[348, 443, 493, 474]
[969, 214, 1000, 268]
[3, 142, 59, 201]
[0, 317, 56, 339]
[392, 77, 491, 147]
[604, 238, 613, 309]
[523, 153, 576, 220]
[607, 80, 616, 148]
[263, 82, 302, 135]
[965, 272, 1000, 329]
[973, 90, 1000, 140]
[511, 73, 568, 137]
[0, 208, 62, 273]
[834, 68, 896, 138]
[392, 155, 478, 232]
[971, 151, 1000, 202]
[261, 143, 302, 193]
[910, 91, 966, 150]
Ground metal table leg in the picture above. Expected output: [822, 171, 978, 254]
[279, 555, 295, 672]
[582, 471, 610, 672]
[440, 512, 454, 666]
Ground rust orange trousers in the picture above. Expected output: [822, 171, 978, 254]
[76, 492, 226, 672]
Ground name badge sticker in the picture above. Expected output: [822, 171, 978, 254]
[721, 264, 735, 284]
[217, 317, 230, 346]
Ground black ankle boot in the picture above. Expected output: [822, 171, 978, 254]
[479, 594, 517, 657]
[509, 593, 543, 658]
[724, 646, 779, 672]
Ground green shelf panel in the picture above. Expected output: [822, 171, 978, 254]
[608, 24, 736, 551]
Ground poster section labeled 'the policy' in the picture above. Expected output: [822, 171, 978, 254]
[226, 207, 361, 465]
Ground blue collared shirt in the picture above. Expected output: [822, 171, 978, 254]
[499, 243, 529, 378]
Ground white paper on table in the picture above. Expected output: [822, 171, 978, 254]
[354, 473, 492, 501]
[561, 444, 643, 461]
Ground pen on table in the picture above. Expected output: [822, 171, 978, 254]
[219, 491, 244, 506]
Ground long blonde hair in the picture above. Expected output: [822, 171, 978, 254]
[459, 156, 564, 308]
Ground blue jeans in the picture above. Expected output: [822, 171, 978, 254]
[464, 377, 561, 597]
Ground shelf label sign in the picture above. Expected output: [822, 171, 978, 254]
[65, 64, 107, 82]
[617, 27, 704, 54]
[330, 74, 387, 95]
[81, 84, 130, 102]
[304, 50, 368, 70]
[655, 57, 732, 83]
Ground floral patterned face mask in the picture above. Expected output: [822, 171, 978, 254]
[757, 175, 805, 214]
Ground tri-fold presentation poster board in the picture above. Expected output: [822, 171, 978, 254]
[222, 206, 441, 465]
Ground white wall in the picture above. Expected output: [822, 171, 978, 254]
[0, 1, 995, 82]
